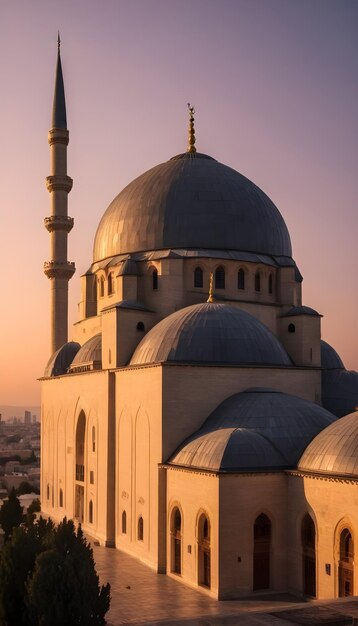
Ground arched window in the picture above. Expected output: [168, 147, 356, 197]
[215, 266, 225, 290]
[92, 426, 96, 453]
[152, 269, 158, 290]
[198, 513, 211, 588]
[136, 321, 145, 332]
[108, 273, 114, 295]
[339, 528, 354, 597]
[253, 513, 271, 590]
[268, 273, 273, 294]
[99, 276, 105, 298]
[46, 484, 50, 500]
[138, 516, 144, 541]
[255, 271, 261, 292]
[302, 514, 316, 597]
[288, 323, 296, 333]
[171, 507, 182, 575]
[194, 267, 203, 288]
[59, 488, 63, 508]
[238, 268, 245, 290]
[89, 500, 93, 524]
[75, 411, 86, 522]
[122, 510, 127, 534]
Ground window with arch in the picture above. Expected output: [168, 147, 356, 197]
[215, 266, 225, 290]
[46, 484, 50, 500]
[108, 272, 114, 295]
[92, 426, 96, 453]
[122, 510, 127, 534]
[136, 321, 145, 332]
[138, 516, 144, 541]
[255, 271, 261, 292]
[194, 267, 203, 288]
[198, 513, 211, 588]
[238, 268, 245, 290]
[152, 268, 158, 290]
[339, 528, 354, 597]
[171, 507, 182, 575]
[253, 513, 271, 590]
[268, 273, 273, 294]
[302, 513, 316, 597]
[89, 500, 93, 524]
[99, 276, 105, 298]
[59, 488, 63, 508]
[288, 323, 296, 333]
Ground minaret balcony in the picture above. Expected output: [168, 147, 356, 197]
[48, 128, 69, 146]
[44, 260, 76, 280]
[44, 215, 74, 233]
[46, 175, 73, 193]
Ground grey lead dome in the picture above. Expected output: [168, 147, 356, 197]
[93, 152, 292, 262]
[130, 303, 292, 366]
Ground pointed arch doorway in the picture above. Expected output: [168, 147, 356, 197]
[253, 513, 271, 590]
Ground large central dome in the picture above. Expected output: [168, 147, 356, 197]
[93, 152, 292, 262]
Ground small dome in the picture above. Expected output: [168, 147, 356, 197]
[321, 340, 345, 369]
[93, 153, 292, 262]
[130, 303, 292, 367]
[69, 334, 102, 372]
[298, 411, 358, 476]
[322, 369, 358, 418]
[170, 427, 286, 472]
[44, 342, 80, 377]
[169, 388, 336, 471]
[281, 306, 320, 317]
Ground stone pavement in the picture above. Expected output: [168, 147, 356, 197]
[92, 545, 358, 626]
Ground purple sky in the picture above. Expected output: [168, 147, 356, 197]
[0, 0, 357, 405]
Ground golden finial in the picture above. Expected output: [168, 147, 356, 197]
[187, 102, 196, 153]
[207, 272, 214, 303]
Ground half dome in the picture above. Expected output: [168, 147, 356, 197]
[69, 334, 102, 372]
[298, 411, 358, 476]
[93, 152, 292, 262]
[130, 303, 292, 367]
[44, 341, 81, 377]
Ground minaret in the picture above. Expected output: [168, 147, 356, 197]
[44, 35, 75, 354]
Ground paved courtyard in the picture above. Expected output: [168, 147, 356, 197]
[93, 545, 358, 626]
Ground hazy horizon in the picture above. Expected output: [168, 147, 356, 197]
[0, 0, 357, 405]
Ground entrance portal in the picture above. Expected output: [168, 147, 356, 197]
[339, 528, 354, 597]
[302, 513, 316, 597]
[253, 513, 271, 590]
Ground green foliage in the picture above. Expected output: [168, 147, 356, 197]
[0, 517, 110, 626]
[16, 481, 34, 495]
[25, 498, 41, 526]
[0, 488, 23, 540]
[0, 519, 53, 626]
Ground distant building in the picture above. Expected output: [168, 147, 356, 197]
[41, 44, 358, 600]
[24, 410, 31, 425]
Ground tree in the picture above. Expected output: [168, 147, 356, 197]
[27, 519, 110, 625]
[16, 480, 34, 495]
[0, 518, 54, 626]
[0, 516, 110, 626]
[25, 498, 41, 526]
[0, 487, 23, 540]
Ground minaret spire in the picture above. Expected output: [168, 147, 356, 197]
[44, 37, 75, 354]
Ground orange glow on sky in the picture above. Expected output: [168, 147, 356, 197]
[0, 0, 357, 405]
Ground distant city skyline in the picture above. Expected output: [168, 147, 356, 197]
[0, 0, 357, 404]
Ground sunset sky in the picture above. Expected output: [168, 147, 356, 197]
[0, 0, 357, 406]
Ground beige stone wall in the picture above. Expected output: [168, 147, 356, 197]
[41, 370, 115, 546]
[279, 315, 321, 367]
[166, 467, 219, 597]
[218, 473, 288, 598]
[288, 472, 358, 599]
[115, 366, 163, 570]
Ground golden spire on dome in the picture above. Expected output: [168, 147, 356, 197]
[207, 272, 214, 303]
[187, 103, 196, 153]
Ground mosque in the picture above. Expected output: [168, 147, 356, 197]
[41, 43, 358, 600]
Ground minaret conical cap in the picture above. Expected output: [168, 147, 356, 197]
[52, 34, 67, 130]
